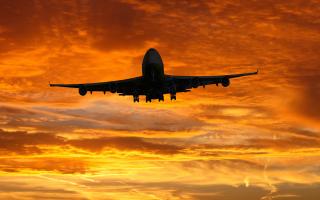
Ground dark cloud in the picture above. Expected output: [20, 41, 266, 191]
[0, 180, 88, 199]
[0, 181, 77, 193]
[244, 122, 320, 139]
[0, 157, 89, 174]
[291, 73, 320, 122]
[70, 136, 182, 154]
[0, 0, 42, 53]
[81, 179, 269, 200]
[85, 0, 155, 51]
[0, 0, 160, 52]
[0, 105, 36, 116]
[247, 136, 320, 150]
[190, 185, 267, 200]
[0, 129, 64, 154]
[0, 129, 182, 156]
[279, 126, 320, 138]
[269, 183, 320, 200]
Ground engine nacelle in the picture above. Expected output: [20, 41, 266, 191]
[79, 87, 87, 96]
[109, 83, 117, 93]
[192, 78, 201, 88]
[221, 78, 230, 87]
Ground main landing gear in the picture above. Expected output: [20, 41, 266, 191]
[143, 94, 176, 103]
[146, 96, 152, 103]
[133, 95, 139, 103]
[170, 93, 176, 101]
[158, 95, 164, 102]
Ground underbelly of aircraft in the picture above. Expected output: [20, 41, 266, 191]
[143, 63, 164, 83]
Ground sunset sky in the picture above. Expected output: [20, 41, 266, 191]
[0, 0, 320, 199]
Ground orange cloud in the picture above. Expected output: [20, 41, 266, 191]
[0, 0, 320, 199]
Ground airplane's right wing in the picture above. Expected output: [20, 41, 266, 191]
[50, 76, 143, 96]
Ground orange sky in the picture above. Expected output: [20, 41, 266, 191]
[0, 0, 320, 199]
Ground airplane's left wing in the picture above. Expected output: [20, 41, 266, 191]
[50, 76, 143, 96]
[165, 70, 258, 91]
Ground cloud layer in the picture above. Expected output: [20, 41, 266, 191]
[0, 0, 319, 199]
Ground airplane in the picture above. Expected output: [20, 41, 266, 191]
[50, 48, 258, 102]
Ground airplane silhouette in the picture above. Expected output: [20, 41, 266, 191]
[50, 48, 258, 102]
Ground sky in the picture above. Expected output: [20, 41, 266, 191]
[0, 0, 320, 199]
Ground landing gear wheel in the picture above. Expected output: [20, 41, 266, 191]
[146, 96, 151, 103]
[158, 96, 164, 102]
[133, 95, 139, 103]
[170, 94, 176, 101]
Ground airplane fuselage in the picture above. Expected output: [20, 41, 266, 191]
[142, 48, 165, 83]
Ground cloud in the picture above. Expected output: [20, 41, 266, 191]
[79, 178, 319, 200]
[0, 129, 64, 154]
[265, 183, 320, 200]
[70, 136, 182, 154]
[0, 0, 42, 53]
[0, 128, 182, 156]
[85, 0, 157, 51]
[290, 71, 320, 125]
[247, 136, 320, 150]
[196, 104, 272, 121]
[0, 101, 206, 133]
[0, 158, 89, 174]
[0, 178, 88, 199]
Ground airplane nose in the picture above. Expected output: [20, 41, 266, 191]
[147, 48, 158, 55]
[145, 48, 158, 59]
[142, 48, 163, 67]
[148, 48, 156, 52]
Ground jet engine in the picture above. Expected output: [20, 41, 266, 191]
[79, 87, 87, 96]
[221, 78, 230, 87]
[192, 78, 201, 88]
[109, 83, 117, 93]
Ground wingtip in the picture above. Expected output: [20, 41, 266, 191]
[256, 69, 259, 74]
